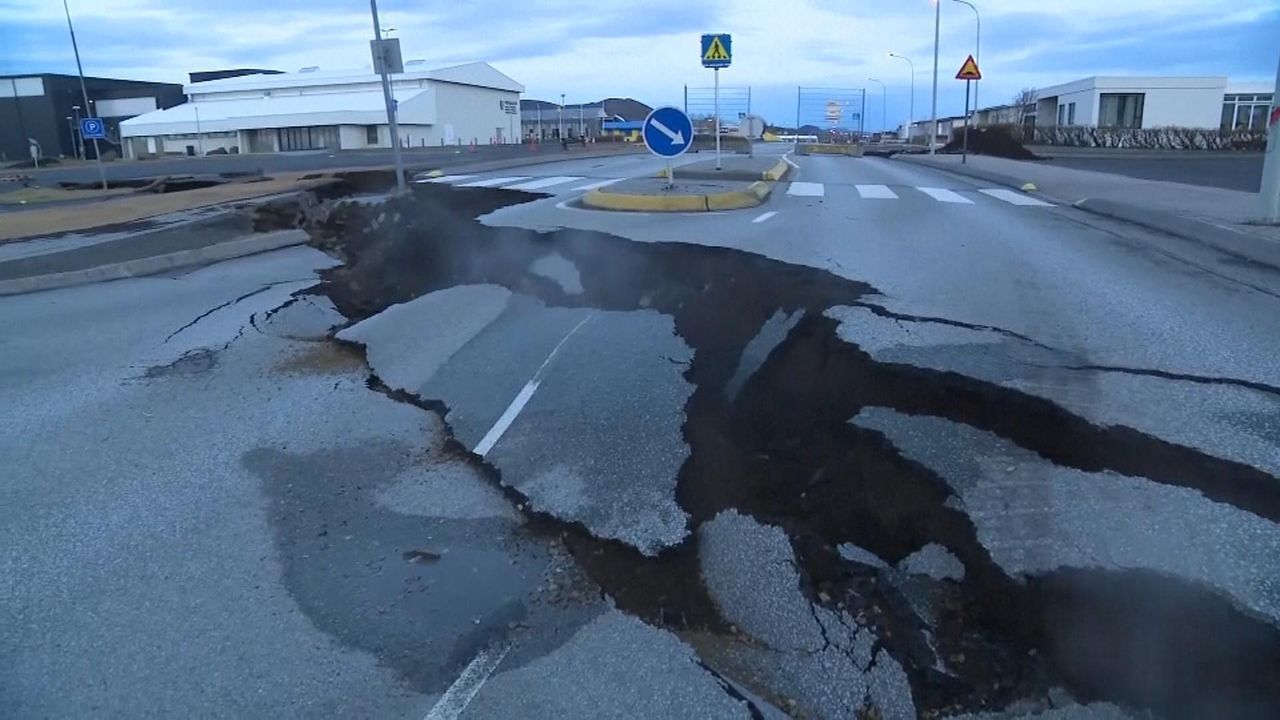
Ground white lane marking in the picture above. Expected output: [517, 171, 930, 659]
[856, 184, 898, 199]
[980, 188, 1054, 207]
[783, 154, 800, 169]
[787, 181, 825, 197]
[916, 187, 974, 204]
[571, 178, 625, 191]
[423, 642, 513, 720]
[456, 176, 531, 188]
[417, 175, 476, 184]
[503, 176, 586, 191]
[752, 211, 779, 224]
[471, 313, 596, 458]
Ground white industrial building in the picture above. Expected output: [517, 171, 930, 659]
[120, 61, 523, 157]
[1030, 76, 1227, 129]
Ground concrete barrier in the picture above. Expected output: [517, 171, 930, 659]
[797, 144, 864, 157]
[583, 180, 775, 213]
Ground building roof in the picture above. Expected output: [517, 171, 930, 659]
[184, 61, 522, 95]
[120, 88, 430, 136]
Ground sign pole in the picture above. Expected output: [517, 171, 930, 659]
[962, 80, 970, 165]
[369, 0, 406, 194]
[1259, 53, 1280, 223]
[714, 67, 722, 171]
[62, 0, 107, 190]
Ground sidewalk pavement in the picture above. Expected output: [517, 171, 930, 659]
[899, 153, 1280, 269]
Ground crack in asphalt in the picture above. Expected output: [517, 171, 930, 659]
[272, 182, 1280, 719]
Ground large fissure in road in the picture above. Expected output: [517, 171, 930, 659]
[269, 180, 1280, 719]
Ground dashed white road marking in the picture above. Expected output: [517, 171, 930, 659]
[980, 188, 1055, 207]
[752, 211, 779, 224]
[856, 184, 898, 199]
[571, 178, 625, 191]
[916, 187, 974, 204]
[471, 313, 596, 458]
[456, 176, 531, 188]
[416, 175, 476, 184]
[503, 176, 586, 191]
[422, 641, 513, 720]
[787, 181, 825, 197]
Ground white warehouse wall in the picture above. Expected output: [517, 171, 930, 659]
[433, 83, 520, 145]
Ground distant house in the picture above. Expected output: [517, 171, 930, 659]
[120, 61, 523, 157]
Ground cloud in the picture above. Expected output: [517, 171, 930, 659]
[1, 0, 1275, 130]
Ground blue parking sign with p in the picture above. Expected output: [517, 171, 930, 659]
[80, 117, 106, 139]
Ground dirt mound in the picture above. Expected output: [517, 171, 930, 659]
[944, 126, 1040, 160]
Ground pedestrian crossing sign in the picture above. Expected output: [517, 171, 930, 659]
[701, 34, 732, 68]
[955, 54, 982, 81]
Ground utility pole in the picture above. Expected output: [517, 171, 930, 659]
[369, 0, 405, 194]
[868, 78, 887, 135]
[1259, 54, 1280, 223]
[888, 53, 915, 142]
[930, 0, 941, 154]
[62, 0, 107, 189]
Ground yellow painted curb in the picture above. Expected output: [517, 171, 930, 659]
[762, 158, 790, 181]
[583, 180, 776, 213]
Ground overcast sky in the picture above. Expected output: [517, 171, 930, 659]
[2, 0, 1277, 130]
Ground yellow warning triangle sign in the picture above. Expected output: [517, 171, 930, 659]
[704, 36, 730, 62]
[956, 54, 982, 80]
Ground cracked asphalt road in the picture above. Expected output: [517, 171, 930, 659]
[4, 149, 1280, 718]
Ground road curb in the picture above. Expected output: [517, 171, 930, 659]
[0, 229, 310, 296]
[896, 155, 1280, 271]
[582, 180, 774, 213]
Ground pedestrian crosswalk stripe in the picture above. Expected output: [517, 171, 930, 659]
[416, 174, 476, 184]
[856, 184, 898, 199]
[572, 178, 626, 191]
[504, 176, 586, 190]
[980, 188, 1054, 207]
[916, 187, 974, 204]
[787, 182, 825, 197]
[457, 176, 532, 187]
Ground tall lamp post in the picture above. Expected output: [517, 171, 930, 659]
[867, 78, 887, 136]
[930, 0, 941, 154]
[952, 0, 981, 115]
[888, 53, 915, 142]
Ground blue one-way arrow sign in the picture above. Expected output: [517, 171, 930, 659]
[642, 106, 694, 158]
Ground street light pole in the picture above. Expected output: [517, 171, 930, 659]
[888, 53, 915, 142]
[62, 0, 107, 189]
[953, 0, 981, 114]
[369, 0, 406, 194]
[868, 78, 887, 135]
[930, 0, 941, 154]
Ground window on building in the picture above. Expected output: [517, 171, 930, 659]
[1067, 103, 1076, 125]
[1057, 104, 1066, 125]
[1099, 93, 1144, 129]
[366, 125, 378, 144]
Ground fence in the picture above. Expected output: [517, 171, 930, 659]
[684, 86, 752, 136]
[796, 87, 865, 143]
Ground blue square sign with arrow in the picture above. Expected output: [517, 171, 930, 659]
[701, 34, 732, 68]
[80, 117, 106, 140]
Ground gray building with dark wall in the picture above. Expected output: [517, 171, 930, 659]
[1, 73, 184, 163]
